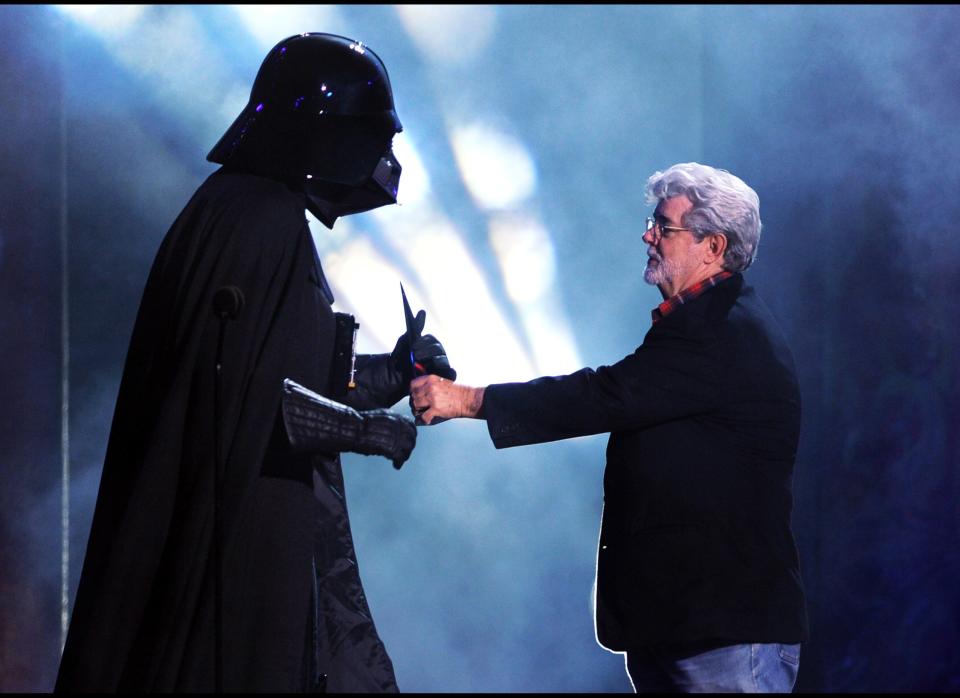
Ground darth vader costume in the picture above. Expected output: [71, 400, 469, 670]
[55, 34, 454, 693]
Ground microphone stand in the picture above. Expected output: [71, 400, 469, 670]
[212, 286, 243, 694]
[214, 312, 226, 694]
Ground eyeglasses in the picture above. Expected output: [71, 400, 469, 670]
[645, 217, 691, 241]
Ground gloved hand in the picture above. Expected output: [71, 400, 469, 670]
[391, 309, 457, 382]
[346, 310, 457, 409]
[354, 408, 417, 470]
[281, 378, 417, 469]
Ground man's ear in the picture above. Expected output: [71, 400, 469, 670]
[705, 232, 728, 264]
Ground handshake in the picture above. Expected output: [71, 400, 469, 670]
[392, 314, 484, 427]
[282, 302, 478, 470]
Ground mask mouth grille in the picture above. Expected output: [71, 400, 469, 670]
[304, 147, 402, 229]
[371, 151, 401, 199]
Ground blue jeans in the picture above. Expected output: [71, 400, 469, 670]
[626, 640, 801, 693]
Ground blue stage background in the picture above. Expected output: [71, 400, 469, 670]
[1, 5, 958, 692]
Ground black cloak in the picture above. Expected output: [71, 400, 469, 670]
[55, 168, 398, 692]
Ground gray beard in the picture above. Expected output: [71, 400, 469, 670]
[643, 254, 681, 288]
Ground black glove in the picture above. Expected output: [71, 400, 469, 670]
[282, 379, 417, 469]
[344, 310, 457, 409]
[354, 408, 418, 470]
[391, 309, 457, 382]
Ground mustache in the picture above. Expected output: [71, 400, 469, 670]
[647, 249, 661, 261]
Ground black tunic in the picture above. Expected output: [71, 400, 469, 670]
[56, 168, 397, 692]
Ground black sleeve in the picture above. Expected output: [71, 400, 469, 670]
[281, 379, 366, 454]
[339, 353, 406, 411]
[483, 325, 723, 448]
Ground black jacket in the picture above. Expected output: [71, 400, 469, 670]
[56, 169, 397, 692]
[483, 273, 808, 650]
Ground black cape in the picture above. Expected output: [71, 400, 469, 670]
[56, 168, 398, 692]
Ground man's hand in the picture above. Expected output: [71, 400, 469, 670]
[409, 374, 484, 425]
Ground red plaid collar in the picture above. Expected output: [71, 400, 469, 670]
[651, 271, 734, 324]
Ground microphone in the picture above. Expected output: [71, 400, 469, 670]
[213, 285, 245, 320]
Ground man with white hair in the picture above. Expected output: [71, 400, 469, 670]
[410, 163, 808, 692]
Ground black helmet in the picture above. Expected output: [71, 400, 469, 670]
[207, 33, 403, 228]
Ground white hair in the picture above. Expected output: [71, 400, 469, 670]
[644, 162, 762, 272]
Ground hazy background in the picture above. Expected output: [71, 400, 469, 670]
[2, 4, 958, 692]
